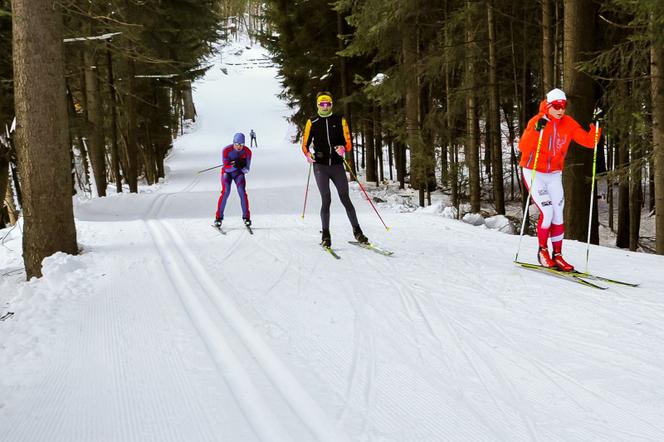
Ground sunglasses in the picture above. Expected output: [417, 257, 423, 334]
[550, 100, 567, 111]
[318, 102, 332, 108]
[233, 143, 242, 147]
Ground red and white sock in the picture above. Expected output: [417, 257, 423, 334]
[551, 223, 564, 254]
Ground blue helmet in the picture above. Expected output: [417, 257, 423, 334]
[233, 132, 245, 145]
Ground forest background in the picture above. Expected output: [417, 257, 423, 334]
[1, 0, 663, 279]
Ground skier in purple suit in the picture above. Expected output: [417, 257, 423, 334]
[214, 133, 252, 227]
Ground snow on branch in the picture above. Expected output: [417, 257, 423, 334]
[134, 74, 179, 79]
[63, 32, 122, 43]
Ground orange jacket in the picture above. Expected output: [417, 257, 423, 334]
[519, 100, 601, 173]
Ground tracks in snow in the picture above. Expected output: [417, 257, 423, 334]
[146, 214, 349, 442]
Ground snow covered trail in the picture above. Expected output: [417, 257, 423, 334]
[3, 38, 664, 441]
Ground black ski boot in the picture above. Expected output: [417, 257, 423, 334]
[353, 226, 369, 244]
[244, 218, 252, 227]
[321, 229, 331, 247]
[214, 218, 222, 228]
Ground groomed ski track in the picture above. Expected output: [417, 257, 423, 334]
[2, 37, 664, 441]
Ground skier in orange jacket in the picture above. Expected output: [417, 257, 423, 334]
[518, 88, 601, 272]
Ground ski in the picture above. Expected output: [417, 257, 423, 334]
[516, 262, 608, 290]
[516, 261, 637, 287]
[322, 245, 341, 259]
[348, 241, 394, 256]
[570, 270, 639, 287]
[245, 224, 254, 235]
[0, 311, 14, 321]
[211, 225, 227, 235]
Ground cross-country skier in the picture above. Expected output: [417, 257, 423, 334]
[301, 91, 368, 247]
[518, 88, 601, 271]
[214, 133, 252, 228]
[250, 129, 257, 147]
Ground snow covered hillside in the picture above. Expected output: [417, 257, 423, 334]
[2, 35, 664, 442]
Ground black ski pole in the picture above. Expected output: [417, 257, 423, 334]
[196, 164, 222, 174]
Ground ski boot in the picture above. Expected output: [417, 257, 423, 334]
[552, 253, 574, 272]
[321, 229, 331, 247]
[353, 226, 369, 244]
[214, 218, 222, 228]
[537, 247, 556, 268]
[243, 218, 252, 227]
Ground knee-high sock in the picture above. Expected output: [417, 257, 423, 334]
[537, 214, 550, 248]
[551, 223, 564, 253]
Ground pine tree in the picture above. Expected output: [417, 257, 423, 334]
[13, 0, 78, 278]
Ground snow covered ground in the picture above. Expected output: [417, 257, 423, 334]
[2, 34, 664, 442]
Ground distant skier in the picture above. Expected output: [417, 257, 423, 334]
[250, 129, 257, 147]
[215, 133, 252, 227]
[518, 88, 601, 271]
[301, 91, 368, 247]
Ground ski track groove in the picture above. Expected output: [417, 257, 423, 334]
[224, 224, 378, 437]
[452, 309, 664, 440]
[486, 322, 664, 438]
[336, 286, 376, 440]
[23, 338, 74, 442]
[17, 226, 219, 441]
[514, 313, 664, 380]
[242, 224, 336, 293]
[147, 218, 292, 442]
[339, 243, 508, 439]
[356, 246, 548, 439]
[435, 287, 663, 440]
[151, 218, 351, 442]
[440, 310, 541, 441]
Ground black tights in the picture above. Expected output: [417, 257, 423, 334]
[313, 163, 359, 230]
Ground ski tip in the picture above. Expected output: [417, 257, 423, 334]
[322, 245, 341, 259]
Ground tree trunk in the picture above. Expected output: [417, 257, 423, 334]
[487, 0, 504, 214]
[181, 80, 196, 122]
[466, 1, 480, 212]
[652, 15, 664, 254]
[629, 133, 642, 251]
[360, 127, 365, 169]
[442, 0, 452, 190]
[396, 140, 406, 190]
[562, 0, 599, 243]
[502, 102, 517, 200]
[107, 45, 122, 193]
[375, 107, 383, 184]
[5, 180, 19, 225]
[388, 138, 394, 181]
[607, 135, 614, 231]
[83, 43, 107, 197]
[12, 0, 78, 278]
[337, 8, 351, 174]
[125, 57, 139, 193]
[542, 0, 555, 91]
[616, 137, 630, 248]
[365, 111, 376, 183]
[403, 27, 423, 201]
[0, 160, 8, 226]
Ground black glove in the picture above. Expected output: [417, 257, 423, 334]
[535, 117, 548, 132]
[234, 157, 246, 169]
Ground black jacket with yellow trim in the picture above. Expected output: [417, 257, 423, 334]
[301, 114, 352, 166]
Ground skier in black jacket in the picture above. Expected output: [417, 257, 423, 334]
[301, 92, 368, 247]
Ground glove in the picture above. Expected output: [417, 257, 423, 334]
[589, 123, 601, 138]
[592, 107, 604, 122]
[241, 167, 249, 174]
[535, 117, 548, 132]
[306, 153, 316, 164]
[234, 157, 246, 169]
[335, 146, 345, 157]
